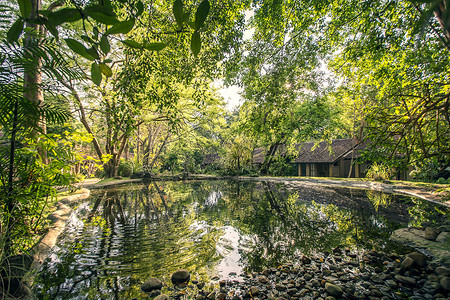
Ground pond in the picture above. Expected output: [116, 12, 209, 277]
[34, 180, 447, 299]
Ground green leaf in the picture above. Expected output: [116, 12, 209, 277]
[39, 10, 51, 17]
[65, 39, 95, 61]
[195, 0, 210, 30]
[86, 47, 100, 60]
[93, 27, 99, 40]
[99, 63, 113, 77]
[7, 19, 24, 43]
[80, 35, 91, 43]
[18, 0, 32, 18]
[91, 62, 102, 86]
[102, 0, 114, 11]
[44, 20, 58, 39]
[122, 39, 142, 49]
[188, 20, 195, 30]
[84, 5, 119, 25]
[48, 8, 82, 26]
[183, 12, 190, 23]
[173, 0, 184, 29]
[106, 18, 135, 34]
[144, 42, 166, 51]
[191, 31, 201, 56]
[104, 59, 113, 63]
[100, 35, 110, 55]
[136, 1, 144, 16]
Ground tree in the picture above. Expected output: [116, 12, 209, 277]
[141, 82, 227, 174]
[0, 38, 74, 259]
[228, 0, 449, 177]
[320, 0, 450, 176]
[10, 0, 222, 178]
[225, 0, 352, 174]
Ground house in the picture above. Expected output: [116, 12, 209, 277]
[201, 153, 221, 169]
[252, 147, 266, 165]
[252, 138, 368, 178]
[294, 139, 366, 177]
[295, 139, 367, 178]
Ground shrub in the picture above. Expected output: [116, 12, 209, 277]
[118, 160, 134, 177]
[365, 163, 392, 181]
[409, 158, 440, 181]
[436, 177, 446, 184]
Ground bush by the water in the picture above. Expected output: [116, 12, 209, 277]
[118, 160, 134, 177]
[365, 163, 392, 181]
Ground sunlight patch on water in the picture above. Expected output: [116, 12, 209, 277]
[205, 191, 223, 206]
[215, 226, 247, 280]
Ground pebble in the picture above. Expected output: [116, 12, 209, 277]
[401, 257, 414, 269]
[325, 282, 343, 297]
[134, 250, 450, 299]
[436, 231, 449, 243]
[141, 277, 163, 293]
[425, 227, 438, 240]
[436, 266, 450, 276]
[440, 276, 450, 291]
[395, 274, 417, 285]
[407, 252, 427, 267]
[249, 286, 259, 296]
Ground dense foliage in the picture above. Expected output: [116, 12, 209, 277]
[0, 1, 449, 295]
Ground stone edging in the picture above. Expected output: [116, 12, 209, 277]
[29, 188, 91, 275]
[87, 175, 448, 207]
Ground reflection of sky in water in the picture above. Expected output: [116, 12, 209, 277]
[204, 191, 223, 206]
[189, 222, 251, 281]
[215, 226, 248, 280]
[35, 181, 447, 299]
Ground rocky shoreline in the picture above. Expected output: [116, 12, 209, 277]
[139, 248, 449, 300]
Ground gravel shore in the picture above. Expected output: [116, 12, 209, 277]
[140, 248, 450, 300]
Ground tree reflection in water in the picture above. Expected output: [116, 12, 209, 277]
[35, 180, 447, 299]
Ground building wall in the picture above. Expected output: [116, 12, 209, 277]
[298, 161, 366, 178]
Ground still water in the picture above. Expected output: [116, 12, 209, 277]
[35, 180, 447, 299]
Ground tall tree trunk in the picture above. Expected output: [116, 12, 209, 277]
[261, 142, 280, 175]
[4, 101, 19, 255]
[148, 132, 171, 170]
[136, 124, 140, 164]
[124, 139, 129, 162]
[24, 0, 47, 163]
[434, 1, 450, 46]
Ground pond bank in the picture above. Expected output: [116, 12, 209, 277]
[141, 248, 450, 300]
[30, 188, 91, 274]
[4, 188, 92, 299]
[81, 174, 449, 207]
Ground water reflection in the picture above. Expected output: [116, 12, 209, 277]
[366, 190, 392, 211]
[35, 180, 448, 299]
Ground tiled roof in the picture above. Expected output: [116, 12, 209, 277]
[342, 140, 368, 159]
[202, 153, 220, 165]
[294, 138, 360, 163]
[251, 139, 362, 164]
[252, 147, 266, 164]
